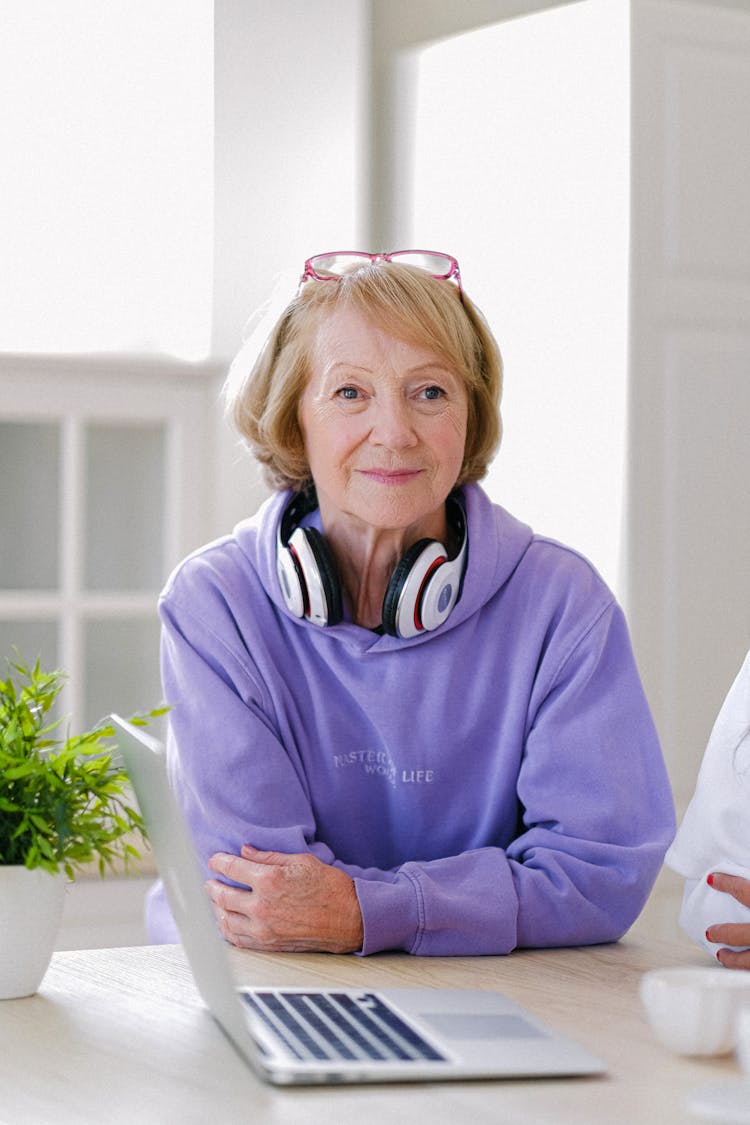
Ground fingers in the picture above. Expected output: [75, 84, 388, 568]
[208, 850, 258, 887]
[207, 878, 253, 916]
[208, 847, 299, 884]
[203, 850, 363, 954]
[703, 874, 750, 970]
[707, 872, 750, 908]
[203, 847, 362, 953]
[205, 880, 257, 946]
[240, 843, 289, 864]
[203, 852, 308, 949]
[204, 876, 315, 952]
[204, 852, 261, 947]
[706, 922, 750, 946]
[715, 945, 750, 970]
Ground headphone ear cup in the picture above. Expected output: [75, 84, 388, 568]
[418, 553, 463, 632]
[289, 526, 343, 627]
[276, 538, 307, 618]
[382, 539, 446, 638]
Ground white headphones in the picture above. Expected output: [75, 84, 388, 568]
[276, 490, 468, 638]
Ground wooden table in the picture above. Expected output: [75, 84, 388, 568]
[0, 936, 745, 1124]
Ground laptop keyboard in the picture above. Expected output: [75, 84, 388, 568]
[242, 990, 448, 1063]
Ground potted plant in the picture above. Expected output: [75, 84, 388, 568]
[0, 655, 163, 999]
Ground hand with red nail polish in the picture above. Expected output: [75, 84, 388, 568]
[705, 872, 750, 969]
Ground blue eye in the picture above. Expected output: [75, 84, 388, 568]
[337, 386, 360, 400]
[422, 386, 443, 400]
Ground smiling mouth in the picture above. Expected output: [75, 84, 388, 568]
[360, 468, 422, 484]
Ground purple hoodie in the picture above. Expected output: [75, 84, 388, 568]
[148, 483, 675, 954]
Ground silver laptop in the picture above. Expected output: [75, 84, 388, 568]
[110, 714, 605, 1086]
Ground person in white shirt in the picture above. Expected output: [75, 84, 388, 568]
[665, 648, 750, 969]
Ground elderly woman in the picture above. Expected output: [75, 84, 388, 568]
[147, 250, 675, 955]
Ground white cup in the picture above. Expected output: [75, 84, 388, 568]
[640, 967, 750, 1056]
[735, 1006, 750, 1075]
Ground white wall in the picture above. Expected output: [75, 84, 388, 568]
[628, 0, 750, 807]
[212, 0, 367, 359]
[409, 1, 629, 596]
[210, 0, 368, 533]
[0, 1, 214, 360]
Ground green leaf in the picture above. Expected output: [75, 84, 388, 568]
[0, 650, 169, 877]
[4, 762, 36, 780]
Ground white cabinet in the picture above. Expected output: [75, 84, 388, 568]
[0, 355, 219, 729]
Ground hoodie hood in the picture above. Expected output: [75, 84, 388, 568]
[233, 483, 534, 651]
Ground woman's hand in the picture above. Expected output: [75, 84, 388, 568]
[205, 845, 364, 954]
[705, 872, 750, 969]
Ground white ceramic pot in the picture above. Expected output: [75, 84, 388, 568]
[0, 866, 67, 999]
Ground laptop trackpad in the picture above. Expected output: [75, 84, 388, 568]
[420, 1013, 547, 1041]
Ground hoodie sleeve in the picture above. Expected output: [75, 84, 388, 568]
[664, 650, 750, 956]
[665, 650, 750, 879]
[357, 602, 676, 955]
[506, 602, 675, 949]
[150, 579, 420, 945]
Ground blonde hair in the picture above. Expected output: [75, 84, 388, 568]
[225, 261, 503, 491]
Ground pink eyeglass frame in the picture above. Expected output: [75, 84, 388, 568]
[300, 250, 462, 293]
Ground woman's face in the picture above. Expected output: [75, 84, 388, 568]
[298, 305, 468, 535]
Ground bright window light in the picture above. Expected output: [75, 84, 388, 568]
[0, 0, 213, 360]
[411, 0, 629, 597]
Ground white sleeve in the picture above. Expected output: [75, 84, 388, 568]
[666, 650, 750, 879]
